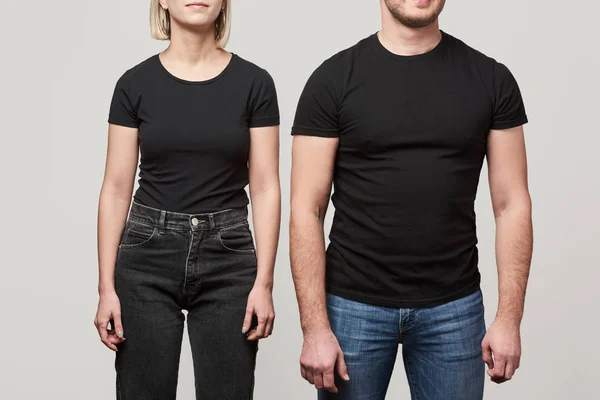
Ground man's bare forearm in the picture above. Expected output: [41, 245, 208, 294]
[97, 187, 131, 294]
[494, 198, 533, 324]
[290, 207, 330, 335]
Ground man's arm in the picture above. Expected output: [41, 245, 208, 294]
[290, 135, 349, 393]
[290, 135, 336, 333]
[482, 125, 533, 383]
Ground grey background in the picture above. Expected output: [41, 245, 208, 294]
[1, 0, 598, 398]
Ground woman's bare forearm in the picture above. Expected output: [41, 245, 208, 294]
[250, 185, 281, 289]
[97, 185, 132, 294]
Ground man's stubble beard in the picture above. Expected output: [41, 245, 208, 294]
[384, 0, 446, 28]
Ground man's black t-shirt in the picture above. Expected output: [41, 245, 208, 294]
[292, 31, 528, 308]
[109, 54, 280, 214]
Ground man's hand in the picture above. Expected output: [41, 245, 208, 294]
[300, 329, 350, 393]
[482, 318, 522, 383]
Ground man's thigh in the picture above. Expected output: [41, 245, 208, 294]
[319, 294, 401, 400]
[402, 290, 487, 400]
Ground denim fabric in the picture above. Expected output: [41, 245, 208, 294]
[114, 201, 258, 400]
[319, 290, 486, 400]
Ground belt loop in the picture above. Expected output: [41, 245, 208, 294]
[209, 214, 216, 229]
[158, 210, 166, 234]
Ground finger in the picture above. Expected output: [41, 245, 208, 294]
[103, 339, 118, 351]
[108, 332, 126, 345]
[265, 316, 274, 337]
[255, 317, 267, 339]
[246, 329, 260, 341]
[101, 336, 119, 351]
[490, 357, 506, 381]
[323, 371, 338, 393]
[314, 371, 324, 390]
[98, 320, 110, 343]
[336, 351, 350, 381]
[504, 360, 516, 380]
[98, 320, 119, 351]
[306, 369, 315, 385]
[482, 342, 494, 371]
[247, 316, 268, 341]
[94, 318, 102, 338]
[301, 365, 308, 380]
[265, 321, 273, 337]
[242, 307, 253, 334]
[113, 312, 125, 340]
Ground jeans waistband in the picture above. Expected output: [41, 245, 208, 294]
[128, 201, 248, 232]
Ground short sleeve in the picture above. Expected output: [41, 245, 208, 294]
[490, 62, 528, 130]
[108, 73, 140, 128]
[249, 70, 280, 128]
[292, 60, 341, 137]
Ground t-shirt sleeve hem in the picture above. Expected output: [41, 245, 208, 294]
[108, 118, 139, 129]
[490, 115, 529, 131]
[249, 117, 280, 128]
[291, 125, 340, 138]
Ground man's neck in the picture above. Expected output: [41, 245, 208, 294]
[378, 18, 442, 56]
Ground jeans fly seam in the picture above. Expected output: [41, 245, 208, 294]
[183, 230, 194, 295]
[403, 309, 419, 333]
[192, 239, 205, 292]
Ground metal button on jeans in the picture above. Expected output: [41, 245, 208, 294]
[191, 217, 199, 226]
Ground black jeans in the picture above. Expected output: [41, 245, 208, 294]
[115, 201, 258, 399]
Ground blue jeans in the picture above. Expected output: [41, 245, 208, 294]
[319, 290, 486, 400]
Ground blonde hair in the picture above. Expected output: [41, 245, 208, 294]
[150, 0, 232, 48]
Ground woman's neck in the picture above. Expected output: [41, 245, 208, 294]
[163, 22, 221, 65]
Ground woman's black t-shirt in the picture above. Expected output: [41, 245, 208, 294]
[108, 54, 280, 214]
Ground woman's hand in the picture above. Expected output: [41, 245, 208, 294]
[94, 290, 126, 351]
[242, 284, 275, 341]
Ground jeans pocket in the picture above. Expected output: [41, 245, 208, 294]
[217, 223, 255, 254]
[119, 219, 157, 249]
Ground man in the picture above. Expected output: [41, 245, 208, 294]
[289, 0, 533, 399]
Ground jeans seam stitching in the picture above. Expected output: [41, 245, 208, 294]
[405, 358, 419, 400]
[183, 231, 194, 294]
[218, 221, 249, 233]
[116, 364, 122, 400]
[127, 216, 155, 228]
[217, 230, 256, 254]
[404, 309, 419, 332]
[119, 227, 157, 249]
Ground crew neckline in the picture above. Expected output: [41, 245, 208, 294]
[156, 52, 237, 85]
[372, 30, 447, 61]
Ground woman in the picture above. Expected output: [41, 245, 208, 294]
[94, 1, 280, 398]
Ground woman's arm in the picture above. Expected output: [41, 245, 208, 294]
[243, 125, 281, 340]
[94, 124, 139, 351]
